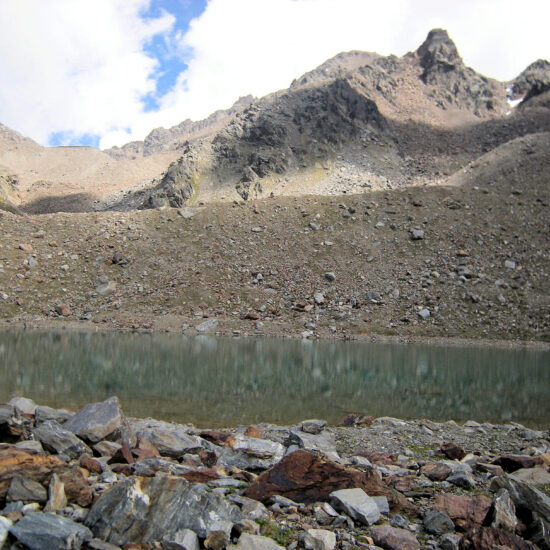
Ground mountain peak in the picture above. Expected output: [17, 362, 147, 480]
[416, 28, 462, 82]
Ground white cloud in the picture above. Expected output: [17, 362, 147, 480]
[1, 0, 549, 149]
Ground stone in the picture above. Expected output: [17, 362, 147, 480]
[323, 272, 336, 282]
[133, 420, 203, 458]
[219, 434, 284, 470]
[80, 455, 103, 474]
[458, 527, 536, 549]
[58, 467, 93, 507]
[301, 419, 327, 434]
[484, 488, 517, 533]
[313, 293, 325, 305]
[307, 529, 336, 550]
[44, 473, 68, 512]
[95, 280, 116, 296]
[423, 509, 455, 535]
[289, 428, 339, 461]
[195, 319, 219, 332]
[329, 488, 381, 525]
[370, 525, 420, 550]
[0, 515, 13, 549]
[410, 228, 425, 240]
[505, 260, 517, 269]
[421, 462, 452, 481]
[87, 540, 122, 550]
[373, 496, 390, 515]
[204, 526, 232, 550]
[418, 308, 430, 319]
[336, 413, 373, 427]
[228, 533, 284, 550]
[228, 495, 269, 521]
[493, 455, 543, 473]
[435, 494, 492, 532]
[511, 467, 550, 486]
[244, 450, 415, 514]
[63, 396, 134, 445]
[32, 421, 91, 459]
[85, 476, 241, 545]
[55, 304, 71, 317]
[440, 533, 461, 550]
[441, 442, 466, 460]
[448, 471, 476, 490]
[10, 512, 92, 550]
[34, 406, 72, 425]
[7, 475, 48, 503]
[163, 528, 200, 550]
[8, 397, 38, 415]
[14, 440, 44, 453]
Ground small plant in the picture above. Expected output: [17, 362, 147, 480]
[256, 519, 296, 546]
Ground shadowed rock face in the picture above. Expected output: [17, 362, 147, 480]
[512, 59, 550, 98]
[417, 28, 462, 81]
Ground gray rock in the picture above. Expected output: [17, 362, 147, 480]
[133, 420, 204, 458]
[486, 488, 517, 533]
[7, 475, 47, 503]
[447, 470, 475, 489]
[440, 533, 461, 550]
[195, 319, 219, 332]
[418, 308, 430, 319]
[370, 525, 420, 550]
[218, 435, 284, 470]
[290, 428, 339, 461]
[63, 396, 133, 445]
[410, 228, 425, 240]
[0, 515, 13, 549]
[14, 440, 44, 453]
[324, 272, 336, 282]
[87, 539, 122, 550]
[10, 512, 92, 550]
[228, 495, 269, 520]
[95, 280, 116, 296]
[34, 406, 73, 425]
[329, 488, 381, 525]
[505, 260, 516, 269]
[373, 496, 390, 515]
[228, 533, 284, 550]
[301, 419, 327, 434]
[511, 467, 550, 487]
[163, 528, 200, 550]
[32, 420, 91, 459]
[313, 293, 325, 305]
[423, 509, 454, 535]
[307, 529, 336, 550]
[8, 396, 38, 415]
[85, 476, 241, 545]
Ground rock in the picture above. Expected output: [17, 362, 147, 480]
[58, 467, 93, 507]
[85, 475, 241, 545]
[133, 420, 203, 458]
[87, 540, 122, 550]
[511, 467, 550, 486]
[421, 462, 452, 481]
[484, 488, 517, 533]
[448, 470, 476, 490]
[307, 529, 336, 550]
[0, 515, 13, 549]
[418, 308, 430, 319]
[195, 319, 219, 332]
[505, 260, 517, 269]
[19, 243, 33, 252]
[313, 293, 325, 305]
[63, 396, 134, 445]
[163, 528, 200, 550]
[15, 440, 44, 453]
[228, 495, 269, 521]
[244, 450, 415, 514]
[33, 420, 91, 459]
[55, 304, 71, 316]
[289, 428, 339, 461]
[423, 509, 455, 535]
[7, 475, 48, 503]
[10, 512, 92, 550]
[373, 496, 390, 515]
[34, 406, 72, 425]
[95, 280, 116, 296]
[228, 533, 284, 550]
[204, 526, 232, 550]
[219, 434, 284, 470]
[8, 397, 38, 415]
[80, 455, 103, 474]
[435, 494, 492, 532]
[370, 525, 420, 550]
[336, 414, 373, 427]
[440, 533, 461, 550]
[410, 228, 425, 240]
[492, 455, 543, 473]
[458, 527, 536, 549]
[441, 442, 466, 460]
[44, 473, 68, 512]
[301, 419, 327, 434]
[329, 488, 381, 525]
[323, 272, 336, 282]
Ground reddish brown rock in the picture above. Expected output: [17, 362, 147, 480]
[199, 449, 218, 468]
[441, 442, 466, 460]
[492, 456, 543, 473]
[244, 450, 416, 515]
[370, 525, 420, 550]
[58, 466, 93, 507]
[355, 451, 396, 465]
[337, 413, 373, 427]
[79, 456, 103, 475]
[435, 494, 492, 532]
[108, 442, 134, 465]
[132, 438, 160, 461]
[111, 464, 134, 476]
[243, 426, 261, 438]
[181, 468, 220, 483]
[421, 462, 453, 481]
[459, 527, 536, 549]
[55, 304, 71, 317]
[200, 430, 235, 447]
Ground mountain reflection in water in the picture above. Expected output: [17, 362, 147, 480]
[0, 331, 548, 428]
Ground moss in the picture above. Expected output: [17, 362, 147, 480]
[256, 519, 296, 546]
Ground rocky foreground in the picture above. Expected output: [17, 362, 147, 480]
[1, 397, 550, 549]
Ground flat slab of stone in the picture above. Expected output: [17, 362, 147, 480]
[329, 488, 381, 525]
[219, 435, 284, 470]
[8, 396, 38, 415]
[7, 474, 48, 503]
[371, 525, 420, 550]
[10, 511, 92, 550]
[163, 528, 200, 550]
[133, 419, 204, 458]
[228, 533, 284, 550]
[307, 528, 336, 550]
[510, 467, 550, 487]
[33, 420, 91, 459]
[63, 396, 132, 444]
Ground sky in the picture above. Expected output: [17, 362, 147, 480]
[0, 0, 549, 150]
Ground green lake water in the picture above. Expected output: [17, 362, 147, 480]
[0, 331, 548, 428]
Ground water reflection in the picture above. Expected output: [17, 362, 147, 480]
[0, 331, 548, 427]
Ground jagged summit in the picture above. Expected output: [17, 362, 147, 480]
[416, 28, 462, 82]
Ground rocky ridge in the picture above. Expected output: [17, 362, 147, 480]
[0, 396, 549, 549]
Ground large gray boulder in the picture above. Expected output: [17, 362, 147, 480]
[329, 488, 380, 525]
[10, 512, 92, 550]
[32, 421, 91, 459]
[85, 475, 242, 545]
[63, 397, 134, 445]
[218, 435, 284, 470]
[228, 533, 285, 550]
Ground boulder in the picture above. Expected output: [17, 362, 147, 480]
[329, 488, 380, 525]
[289, 428, 339, 461]
[492, 455, 543, 473]
[219, 434, 284, 470]
[85, 475, 241, 545]
[32, 421, 91, 459]
[228, 533, 284, 550]
[370, 525, 420, 550]
[63, 397, 134, 445]
[301, 420, 327, 435]
[244, 450, 415, 514]
[421, 462, 453, 481]
[133, 419, 203, 458]
[458, 527, 536, 549]
[307, 529, 336, 550]
[441, 442, 466, 460]
[435, 494, 492, 532]
[10, 512, 92, 550]
[7, 475, 48, 503]
[511, 467, 550, 487]
[423, 509, 455, 535]
[163, 528, 200, 550]
[8, 397, 38, 415]
[484, 488, 517, 533]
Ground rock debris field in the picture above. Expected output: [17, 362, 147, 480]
[1, 396, 550, 549]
